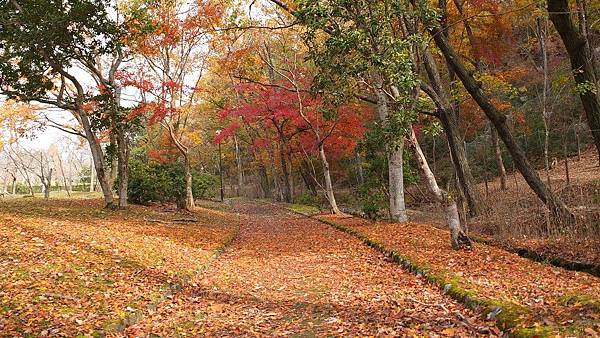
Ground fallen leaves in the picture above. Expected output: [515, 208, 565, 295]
[318, 213, 600, 334]
[0, 198, 238, 337]
[124, 201, 497, 336]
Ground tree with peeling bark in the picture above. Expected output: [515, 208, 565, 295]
[407, 126, 471, 249]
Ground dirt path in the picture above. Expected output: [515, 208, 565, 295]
[125, 201, 497, 336]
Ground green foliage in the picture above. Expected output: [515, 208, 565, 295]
[574, 80, 597, 95]
[297, 0, 421, 144]
[0, 0, 122, 102]
[357, 184, 386, 219]
[297, 192, 322, 209]
[356, 125, 419, 218]
[127, 160, 218, 205]
[193, 172, 219, 201]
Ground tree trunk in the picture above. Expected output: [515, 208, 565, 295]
[490, 126, 508, 190]
[27, 177, 34, 196]
[548, 0, 600, 162]
[40, 154, 52, 200]
[430, 27, 574, 222]
[183, 155, 195, 210]
[109, 132, 118, 191]
[234, 135, 243, 197]
[373, 71, 408, 222]
[319, 144, 341, 214]
[407, 127, 472, 249]
[79, 112, 113, 207]
[438, 109, 484, 215]
[116, 128, 129, 209]
[421, 48, 484, 216]
[537, 17, 552, 185]
[56, 152, 71, 197]
[89, 160, 95, 193]
[268, 146, 283, 201]
[299, 160, 318, 195]
[388, 143, 408, 222]
[279, 142, 293, 203]
[356, 151, 365, 185]
[258, 162, 271, 198]
[11, 174, 16, 195]
[2, 175, 8, 194]
[43, 184, 50, 199]
[43, 175, 51, 200]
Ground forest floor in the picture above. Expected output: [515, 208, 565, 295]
[468, 147, 600, 265]
[124, 200, 496, 336]
[400, 148, 600, 266]
[309, 212, 600, 336]
[1, 198, 499, 337]
[0, 198, 238, 337]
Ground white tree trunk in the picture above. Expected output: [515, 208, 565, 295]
[318, 144, 341, 214]
[408, 127, 471, 249]
[373, 71, 408, 222]
[184, 156, 195, 210]
[388, 143, 408, 222]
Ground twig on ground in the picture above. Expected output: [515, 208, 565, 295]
[144, 218, 198, 225]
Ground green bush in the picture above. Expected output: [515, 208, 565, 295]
[357, 184, 386, 219]
[355, 126, 419, 219]
[297, 192, 322, 209]
[127, 160, 218, 205]
[193, 172, 219, 200]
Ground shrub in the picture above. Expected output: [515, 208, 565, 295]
[127, 160, 218, 205]
[357, 184, 386, 219]
[297, 192, 322, 209]
[193, 172, 219, 200]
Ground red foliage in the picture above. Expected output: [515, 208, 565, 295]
[217, 80, 369, 161]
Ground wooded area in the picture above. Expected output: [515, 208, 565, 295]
[1, 0, 599, 336]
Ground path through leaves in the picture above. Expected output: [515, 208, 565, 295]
[126, 201, 497, 336]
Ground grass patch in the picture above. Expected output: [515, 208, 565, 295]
[287, 203, 321, 216]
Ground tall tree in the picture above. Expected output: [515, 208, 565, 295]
[295, 0, 421, 222]
[0, 0, 127, 208]
[124, 0, 224, 210]
[547, 0, 600, 163]
[426, 13, 574, 222]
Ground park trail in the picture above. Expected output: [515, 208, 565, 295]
[125, 200, 498, 336]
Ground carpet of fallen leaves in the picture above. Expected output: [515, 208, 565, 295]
[0, 198, 238, 337]
[319, 214, 600, 335]
[124, 200, 498, 336]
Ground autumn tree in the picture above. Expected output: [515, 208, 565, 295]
[123, 0, 223, 210]
[418, 0, 574, 222]
[0, 0, 128, 208]
[294, 0, 424, 222]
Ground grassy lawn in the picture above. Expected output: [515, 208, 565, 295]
[0, 198, 239, 337]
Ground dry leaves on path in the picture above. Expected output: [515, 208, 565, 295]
[125, 200, 498, 337]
